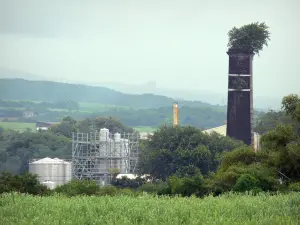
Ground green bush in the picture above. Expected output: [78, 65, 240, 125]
[288, 182, 300, 192]
[181, 175, 205, 197]
[54, 179, 99, 197]
[117, 188, 137, 196]
[139, 182, 169, 195]
[98, 186, 118, 196]
[111, 176, 146, 189]
[167, 176, 184, 195]
[233, 174, 261, 192]
[0, 171, 50, 196]
[213, 163, 280, 194]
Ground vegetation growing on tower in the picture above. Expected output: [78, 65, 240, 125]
[227, 22, 271, 55]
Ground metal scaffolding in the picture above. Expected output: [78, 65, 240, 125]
[72, 129, 139, 185]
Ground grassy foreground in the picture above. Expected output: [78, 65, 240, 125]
[0, 193, 299, 225]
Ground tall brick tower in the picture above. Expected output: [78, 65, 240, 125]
[226, 49, 254, 145]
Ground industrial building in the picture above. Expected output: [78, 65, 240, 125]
[72, 128, 139, 185]
[29, 157, 72, 189]
[202, 124, 261, 151]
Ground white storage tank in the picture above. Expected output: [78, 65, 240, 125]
[29, 157, 51, 181]
[117, 138, 129, 173]
[29, 157, 72, 188]
[114, 132, 121, 142]
[41, 181, 56, 190]
[100, 128, 109, 142]
[64, 161, 72, 183]
[111, 133, 121, 171]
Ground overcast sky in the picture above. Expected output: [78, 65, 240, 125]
[0, 0, 299, 98]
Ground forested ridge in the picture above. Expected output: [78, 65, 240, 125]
[0, 79, 268, 129]
[0, 78, 221, 109]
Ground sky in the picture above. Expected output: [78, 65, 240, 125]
[0, 0, 299, 99]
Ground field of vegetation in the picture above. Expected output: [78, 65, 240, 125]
[0, 122, 36, 132]
[1, 192, 299, 225]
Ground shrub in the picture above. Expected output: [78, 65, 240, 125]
[139, 182, 169, 195]
[98, 186, 118, 196]
[288, 182, 300, 192]
[54, 179, 99, 197]
[117, 188, 137, 196]
[213, 163, 280, 194]
[111, 176, 146, 189]
[0, 171, 50, 196]
[233, 174, 260, 192]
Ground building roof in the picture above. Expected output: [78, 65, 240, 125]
[31, 157, 70, 164]
[202, 125, 227, 136]
[139, 132, 154, 140]
[202, 124, 260, 137]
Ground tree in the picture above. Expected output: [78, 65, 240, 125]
[257, 94, 300, 182]
[212, 147, 278, 193]
[77, 117, 134, 134]
[227, 22, 271, 55]
[210, 94, 300, 194]
[282, 94, 300, 123]
[49, 116, 77, 138]
[254, 110, 295, 134]
[138, 125, 243, 180]
[0, 130, 71, 174]
[0, 172, 50, 195]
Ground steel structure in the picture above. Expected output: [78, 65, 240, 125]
[72, 128, 139, 185]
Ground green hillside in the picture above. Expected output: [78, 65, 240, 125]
[0, 79, 224, 110]
[0, 79, 266, 129]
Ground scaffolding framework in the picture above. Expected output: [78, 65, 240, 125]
[72, 130, 139, 185]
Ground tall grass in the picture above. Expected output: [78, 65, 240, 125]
[0, 192, 299, 225]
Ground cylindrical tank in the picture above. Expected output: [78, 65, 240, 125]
[111, 133, 121, 171]
[100, 128, 109, 142]
[64, 161, 72, 183]
[29, 157, 52, 182]
[52, 158, 65, 186]
[118, 139, 129, 173]
[41, 181, 56, 190]
[114, 133, 121, 156]
[114, 133, 121, 142]
[29, 157, 70, 187]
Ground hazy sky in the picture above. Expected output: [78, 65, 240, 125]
[0, 0, 299, 98]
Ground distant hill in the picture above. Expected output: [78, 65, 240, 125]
[0, 68, 282, 109]
[0, 79, 225, 110]
[0, 67, 46, 81]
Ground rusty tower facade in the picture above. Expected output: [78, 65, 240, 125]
[226, 49, 254, 145]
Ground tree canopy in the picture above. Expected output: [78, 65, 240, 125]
[138, 125, 244, 180]
[227, 22, 270, 55]
[213, 93, 300, 194]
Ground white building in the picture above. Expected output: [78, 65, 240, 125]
[202, 124, 261, 151]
